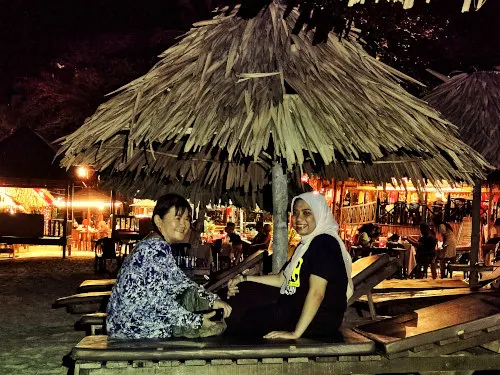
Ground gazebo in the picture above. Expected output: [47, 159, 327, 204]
[424, 70, 500, 287]
[58, 3, 489, 271]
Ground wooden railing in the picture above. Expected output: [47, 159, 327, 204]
[340, 202, 377, 226]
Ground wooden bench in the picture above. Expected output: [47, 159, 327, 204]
[78, 279, 116, 293]
[356, 288, 499, 316]
[53, 291, 111, 314]
[75, 312, 107, 335]
[349, 254, 399, 318]
[355, 294, 500, 358]
[0, 243, 16, 258]
[71, 254, 397, 335]
[75, 250, 267, 295]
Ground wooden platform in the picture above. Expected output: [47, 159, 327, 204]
[69, 327, 500, 374]
[355, 294, 500, 357]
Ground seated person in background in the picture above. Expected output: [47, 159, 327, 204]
[356, 223, 375, 248]
[387, 233, 401, 249]
[96, 214, 109, 233]
[106, 193, 231, 339]
[354, 223, 375, 257]
[408, 223, 437, 279]
[483, 218, 500, 264]
[224, 222, 243, 265]
[245, 223, 272, 256]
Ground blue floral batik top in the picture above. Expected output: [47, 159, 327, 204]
[106, 236, 218, 339]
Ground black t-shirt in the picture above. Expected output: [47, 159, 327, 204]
[277, 234, 348, 337]
[487, 237, 500, 245]
[417, 235, 437, 256]
[228, 233, 242, 246]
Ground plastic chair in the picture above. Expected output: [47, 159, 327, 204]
[94, 238, 119, 274]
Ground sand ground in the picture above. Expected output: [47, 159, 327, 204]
[0, 246, 103, 375]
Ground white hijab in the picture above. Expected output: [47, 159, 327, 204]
[280, 192, 353, 300]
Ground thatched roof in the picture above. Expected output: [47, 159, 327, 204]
[424, 71, 500, 169]
[59, 3, 489, 204]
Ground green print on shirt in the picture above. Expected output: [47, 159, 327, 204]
[288, 258, 303, 287]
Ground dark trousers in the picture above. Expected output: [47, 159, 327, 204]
[223, 283, 343, 342]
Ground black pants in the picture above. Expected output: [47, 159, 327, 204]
[223, 283, 343, 342]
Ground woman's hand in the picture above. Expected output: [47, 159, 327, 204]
[202, 311, 217, 329]
[264, 331, 300, 340]
[227, 274, 244, 299]
[213, 299, 232, 318]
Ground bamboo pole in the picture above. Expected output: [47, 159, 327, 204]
[272, 162, 288, 274]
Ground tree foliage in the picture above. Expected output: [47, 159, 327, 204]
[2, 0, 497, 141]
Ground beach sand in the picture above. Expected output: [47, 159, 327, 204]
[0, 250, 104, 375]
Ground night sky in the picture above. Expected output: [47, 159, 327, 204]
[0, 0, 498, 140]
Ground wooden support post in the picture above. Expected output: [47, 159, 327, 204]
[487, 185, 493, 241]
[470, 179, 481, 289]
[63, 182, 71, 259]
[272, 162, 288, 274]
[338, 181, 345, 226]
[332, 179, 338, 219]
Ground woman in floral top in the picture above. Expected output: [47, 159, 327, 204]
[107, 194, 231, 339]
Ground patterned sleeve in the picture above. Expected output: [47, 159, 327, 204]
[158, 242, 219, 306]
[147, 241, 218, 317]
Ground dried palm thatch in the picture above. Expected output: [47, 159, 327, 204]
[59, 3, 489, 203]
[424, 71, 500, 168]
[347, 0, 487, 12]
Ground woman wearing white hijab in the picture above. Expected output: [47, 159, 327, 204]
[227, 192, 353, 340]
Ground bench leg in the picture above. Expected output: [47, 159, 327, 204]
[367, 291, 377, 319]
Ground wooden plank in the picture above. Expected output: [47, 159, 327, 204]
[373, 279, 468, 293]
[348, 260, 398, 306]
[411, 328, 500, 356]
[78, 279, 116, 293]
[482, 340, 500, 353]
[358, 288, 497, 305]
[205, 250, 265, 292]
[351, 254, 390, 282]
[52, 291, 111, 314]
[71, 329, 375, 362]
